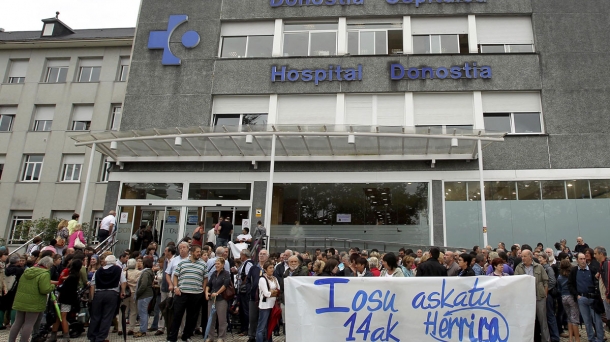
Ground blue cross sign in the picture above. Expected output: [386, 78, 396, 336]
[148, 15, 200, 66]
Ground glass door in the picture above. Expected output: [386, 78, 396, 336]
[203, 207, 251, 243]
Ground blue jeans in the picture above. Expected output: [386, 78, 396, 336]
[546, 295, 560, 341]
[577, 296, 604, 342]
[150, 293, 161, 330]
[216, 237, 228, 247]
[137, 297, 152, 333]
[256, 308, 272, 342]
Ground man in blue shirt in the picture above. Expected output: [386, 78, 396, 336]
[569, 252, 604, 342]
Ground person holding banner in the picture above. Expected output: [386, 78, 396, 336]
[457, 253, 475, 277]
[256, 261, 280, 342]
[515, 250, 551, 342]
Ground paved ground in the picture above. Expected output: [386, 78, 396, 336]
[0, 319, 606, 341]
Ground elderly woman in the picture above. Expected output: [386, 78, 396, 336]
[489, 258, 509, 277]
[134, 258, 155, 338]
[312, 260, 325, 276]
[368, 257, 381, 276]
[205, 257, 231, 342]
[8, 256, 55, 342]
[402, 256, 415, 277]
[124, 259, 141, 335]
[380, 253, 404, 277]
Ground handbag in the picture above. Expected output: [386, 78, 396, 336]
[193, 228, 202, 241]
[123, 270, 132, 298]
[222, 273, 236, 301]
[74, 234, 85, 249]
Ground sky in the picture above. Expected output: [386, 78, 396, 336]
[0, 0, 142, 31]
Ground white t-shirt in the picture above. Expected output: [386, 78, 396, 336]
[100, 215, 116, 232]
[166, 255, 185, 278]
[207, 229, 216, 244]
[236, 233, 252, 242]
[383, 271, 394, 278]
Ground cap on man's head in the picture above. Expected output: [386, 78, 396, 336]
[105, 255, 117, 264]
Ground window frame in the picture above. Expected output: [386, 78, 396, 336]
[212, 113, 268, 131]
[22, 155, 44, 182]
[33, 120, 52, 132]
[347, 23, 403, 56]
[483, 112, 544, 135]
[119, 65, 129, 82]
[479, 44, 535, 53]
[282, 22, 339, 57]
[8, 214, 33, 244]
[219, 35, 274, 58]
[100, 160, 112, 182]
[45, 66, 68, 83]
[0, 114, 15, 132]
[110, 105, 122, 131]
[61, 161, 83, 182]
[412, 34, 467, 54]
[71, 120, 91, 131]
[78, 66, 101, 83]
[8, 77, 25, 84]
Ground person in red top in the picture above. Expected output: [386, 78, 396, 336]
[191, 221, 204, 247]
[369, 257, 381, 276]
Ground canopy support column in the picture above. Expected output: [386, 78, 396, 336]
[477, 139, 488, 247]
[264, 134, 277, 239]
[79, 142, 96, 224]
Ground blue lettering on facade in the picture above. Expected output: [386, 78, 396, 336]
[271, 0, 363, 7]
[272, 65, 363, 85]
[386, 0, 486, 6]
[391, 62, 492, 80]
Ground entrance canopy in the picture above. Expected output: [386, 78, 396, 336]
[72, 125, 504, 162]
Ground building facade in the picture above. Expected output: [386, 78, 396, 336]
[76, 0, 609, 253]
[0, 18, 133, 245]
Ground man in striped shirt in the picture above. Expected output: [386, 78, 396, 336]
[169, 245, 206, 342]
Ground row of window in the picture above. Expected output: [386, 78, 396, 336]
[120, 183, 252, 201]
[8, 210, 107, 244]
[219, 16, 534, 58]
[210, 92, 544, 134]
[445, 180, 610, 201]
[3, 57, 129, 84]
[0, 154, 111, 183]
[0, 104, 121, 132]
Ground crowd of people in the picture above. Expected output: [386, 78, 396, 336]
[1, 209, 609, 342]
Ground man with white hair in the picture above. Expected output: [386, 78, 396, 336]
[88, 255, 126, 342]
[206, 246, 230, 279]
[273, 249, 292, 279]
[515, 250, 550, 342]
[545, 248, 557, 266]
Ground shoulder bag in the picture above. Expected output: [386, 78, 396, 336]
[193, 228, 202, 241]
[74, 233, 86, 249]
[123, 270, 132, 298]
[222, 272, 236, 301]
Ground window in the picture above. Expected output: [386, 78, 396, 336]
[413, 34, 468, 54]
[344, 94, 406, 126]
[45, 60, 69, 83]
[119, 57, 130, 81]
[100, 160, 112, 182]
[212, 96, 269, 130]
[61, 155, 84, 182]
[476, 17, 534, 53]
[120, 183, 184, 200]
[52, 211, 74, 221]
[482, 92, 543, 134]
[517, 181, 541, 200]
[8, 213, 33, 244]
[276, 95, 336, 125]
[188, 183, 252, 200]
[78, 59, 102, 82]
[413, 93, 474, 127]
[110, 105, 122, 130]
[22, 155, 43, 182]
[0, 155, 5, 180]
[71, 105, 93, 131]
[283, 22, 338, 57]
[213, 114, 268, 130]
[347, 22, 403, 55]
[91, 212, 104, 238]
[483, 113, 542, 134]
[7, 60, 28, 83]
[42, 23, 55, 36]
[220, 22, 274, 58]
[411, 17, 469, 54]
[0, 107, 16, 132]
[33, 106, 54, 131]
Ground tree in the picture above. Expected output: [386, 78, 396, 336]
[14, 217, 93, 245]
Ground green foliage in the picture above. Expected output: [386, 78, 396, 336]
[14, 217, 93, 245]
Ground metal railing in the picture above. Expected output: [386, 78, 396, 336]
[93, 230, 118, 254]
[9, 233, 44, 256]
[267, 235, 469, 254]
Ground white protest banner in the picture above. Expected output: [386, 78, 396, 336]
[285, 276, 535, 342]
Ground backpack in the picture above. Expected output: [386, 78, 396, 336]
[59, 227, 69, 239]
[239, 260, 253, 294]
